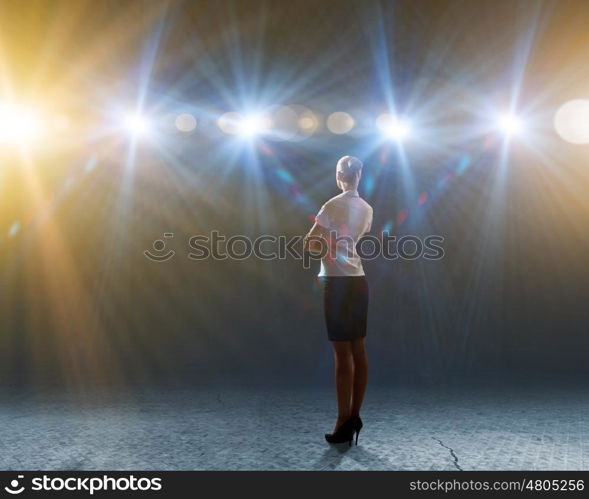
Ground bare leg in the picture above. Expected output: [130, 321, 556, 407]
[331, 340, 354, 432]
[350, 337, 368, 418]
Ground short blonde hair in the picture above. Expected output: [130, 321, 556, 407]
[337, 155, 363, 182]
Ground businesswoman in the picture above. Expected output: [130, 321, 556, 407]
[304, 155, 373, 446]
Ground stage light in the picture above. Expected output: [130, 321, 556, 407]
[326, 112, 354, 134]
[554, 99, 589, 145]
[0, 103, 42, 144]
[376, 113, 411, 141]
[175, 113, 197, 133]
[124, 114, 150, 136]
[497, 113, 522, 136]
[237, 114, 269, 138]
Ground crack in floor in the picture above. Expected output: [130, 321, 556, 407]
[432, 437, 463, 471]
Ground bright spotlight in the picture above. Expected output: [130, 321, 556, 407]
[497, 113, 522, 136]
[0, 103, 42, 144]
[237, 114, 269, 138]
[124, 114, 150, 136]
[376, 114, 411, 141]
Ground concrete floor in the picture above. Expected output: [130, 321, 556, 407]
[1, 384, 588, 470]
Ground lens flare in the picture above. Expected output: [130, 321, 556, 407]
[218, 112, 270, 137]
[376, 113, 411, 141]
[554, 99, 589, 145]
[175, 113, 197, 132]
[497, 113, 522, 136]
[326, 111, 354, 134]
[0, 103, 42, 144]
[218, 112, 241, 135]
[238, 114, 270, 137]
[8, 220, 21, 238]
[124, 114, 150, 136]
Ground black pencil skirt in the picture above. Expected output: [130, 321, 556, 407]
[321, 275, 369, 342]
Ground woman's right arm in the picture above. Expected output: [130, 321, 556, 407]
[304, 222, 328, 255]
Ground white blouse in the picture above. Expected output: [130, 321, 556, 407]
[315, 189, 373, 277]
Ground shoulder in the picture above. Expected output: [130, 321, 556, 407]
[359, 197, 373, 213]
[322, 193, 346, 209]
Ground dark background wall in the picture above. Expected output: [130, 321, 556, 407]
[1, 0, 588, 390]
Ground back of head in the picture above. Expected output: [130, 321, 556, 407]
[337, 155, 363, 183]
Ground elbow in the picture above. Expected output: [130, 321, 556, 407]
[304, 235, 322, 255]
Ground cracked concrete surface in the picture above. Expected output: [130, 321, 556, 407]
[431, 437, 462, 471]
[1, 384, 588, 470]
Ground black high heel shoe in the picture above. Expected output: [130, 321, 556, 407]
[351, 416, 363, 445]
[324, 419, 355, 446]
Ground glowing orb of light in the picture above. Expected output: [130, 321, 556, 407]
[267, 105, 318, 142]
[124, 114, 150, 136]
[376, 113, 411, 141]
[497, 113, 522, 136]
[218, 112, 241, 135]
[237, 114, 270, 137]
[175, 113, 197, 132]
[554, 99, 589, 145]
[299, 116, 315, 130]
[326, 111, 355, 134]
[297, 107, 319, 137]
[0, 103, 42, 144]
